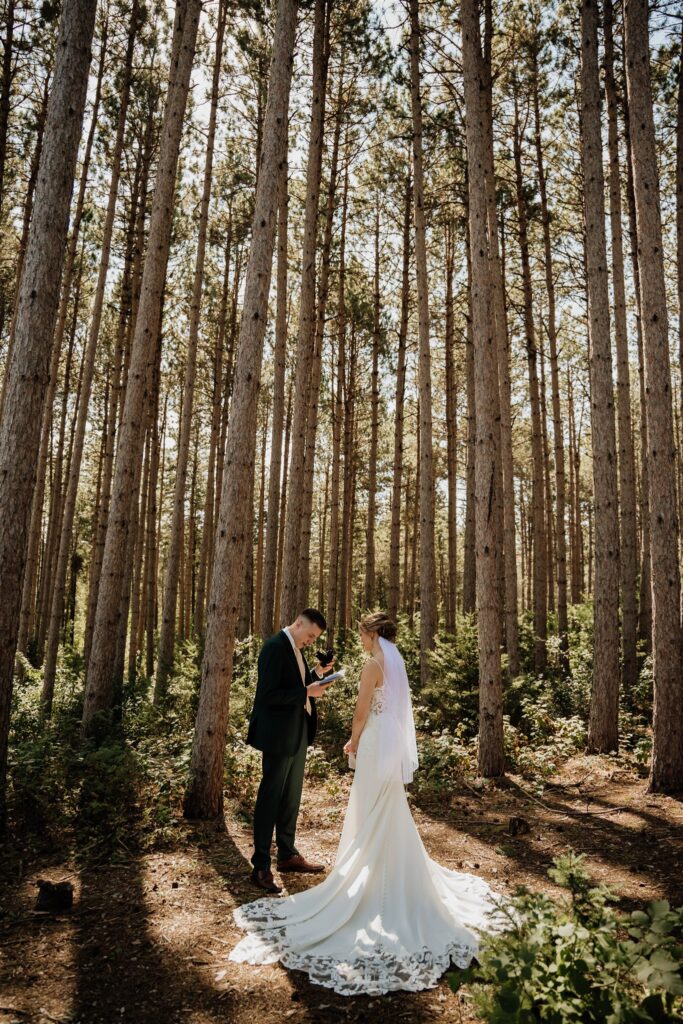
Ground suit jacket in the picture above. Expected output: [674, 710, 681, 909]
[246, 630, 318, 756]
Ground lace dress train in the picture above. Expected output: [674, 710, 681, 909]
[229, 685, 511, 995]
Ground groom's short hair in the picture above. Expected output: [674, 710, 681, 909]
[300, 607, 326, 631]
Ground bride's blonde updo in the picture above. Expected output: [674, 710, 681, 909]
[358, 611, 397, 642]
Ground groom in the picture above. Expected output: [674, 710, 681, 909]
[247, 608, 335, 893]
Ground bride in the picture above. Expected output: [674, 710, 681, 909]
[229, 611, 512, 996]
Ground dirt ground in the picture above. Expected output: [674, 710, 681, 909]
[2, 753, 682, 1024]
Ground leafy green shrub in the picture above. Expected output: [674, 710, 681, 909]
[502, 713, 586, 781]
[414, 726, 475, 796]
[223, 731, 262, 813]
[7, 661, 82, 842]
[448, 850, 683, 1023]
[76, 740, 141, 860]
[305, 746, 335, 781]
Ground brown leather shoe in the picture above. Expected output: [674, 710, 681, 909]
[277, 854, 325, 874]
[250, 868, 282, 893]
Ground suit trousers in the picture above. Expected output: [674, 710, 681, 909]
[252, 717, 308, 871]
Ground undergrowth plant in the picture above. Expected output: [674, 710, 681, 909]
[448, 850, 683, 1023]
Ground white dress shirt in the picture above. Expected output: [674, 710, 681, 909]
[284, 627, 312, 715]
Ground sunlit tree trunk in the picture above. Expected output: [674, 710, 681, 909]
[274, 386, 293, 630]
[409, 0, 438, 684]
[83, 0, 202, 731]
[603, 0, 638, 693]
[41, 0, 142, 713]
[298, 50, 340, 610]
[260, 163, 288, 639]
[183, 0, 298, 818]
[625, 0, 683, 791]
[387, 172, 411, 624]
[156, 0, 226, 699]
[444, 221, 457, 635]
[0, 0, 97, 821]
[462, 209, 476, 617]
[83, 117, 155, 670]
[196, 227, 231, 637]
[482, 0, 518, 674]
[329, 156, 349, 640]
[461, 0, 504, 776]
[513, 94, 547, 674]
[532, 50, 569, 674]
[280, 0, 329, 623]
[581, 0, 620, 752]
[365, 199, 381, 610]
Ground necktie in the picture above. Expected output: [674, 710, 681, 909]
[294, 644, 311, 715]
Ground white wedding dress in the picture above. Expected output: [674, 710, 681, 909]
[230, 641, 512, 996]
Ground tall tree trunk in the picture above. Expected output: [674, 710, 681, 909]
[129, 321, 163, 689]
[532, 51, 569, 674]
[34, 33, 107, 664]
[345, 416, 358, 626]
[41, 0, 141, 714]
[403, 468, 412, 615]
[0, 0, 15, 218]
[280, 0, 329, 624]
[0, 0, 97, 824]
[1, 70, 50, 415]
[327, 155, 349, 641]
[409, 0, 438, 685]
[624, 97, 652, 653]
[254, 415, 268, 636]
[677, 20, 683, 573]
[581, 0, 620, 753]
[624, 0, 683, 791]
[237, 465, 256, 640]
[540, 341, 556, 617]
[274, 385, 293, 630]
[461, 0, 504, 777]
[462, 222, 476, 617]
[130, 431, 152, 683]
[144, 391, 162, 679]
[260, 162, 288, 639]
[83, 123, 153, 670]
[409, 434, 419, 628]
[387, 172, 411, 623]
[156, 0, 226, 699]
[317, 459, 329, 610]
[325, 332, 342, 640]
[37, 278, 81, 662]
[604, 0, 638, 693]
[338, 322, 356, 633]
[444, 221, 458, 634]
[210, 252, 242, 609]
[83, 0, 203, 731]
[183, 0, 297, 819]
[482, 0, 518, 675]
[0, 0, 14, 342]
[513, 93, 547, 674]
[567, 370, 582, 604]
[297, 46, 339, 610]
[195, 226, 232, 637]
[365, 198, 380, 609]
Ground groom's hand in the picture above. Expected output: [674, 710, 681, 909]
[313, 655, 335, 678]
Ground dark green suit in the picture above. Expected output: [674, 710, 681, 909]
[247, 630, 318, 871]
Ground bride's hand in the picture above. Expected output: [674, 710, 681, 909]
[343, 738, 357, 755]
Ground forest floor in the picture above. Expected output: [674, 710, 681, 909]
[1, 752, 683, 1024]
